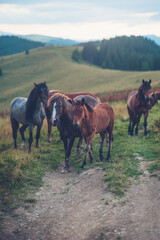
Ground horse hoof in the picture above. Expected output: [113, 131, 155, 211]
[96, 143, 100, 147]
[21, 142, 26, 150]
[61, 168, 70, 174]
[77, 149, 83, 157]
[45, 141, 51, 146]
[105, 157, 110, 162]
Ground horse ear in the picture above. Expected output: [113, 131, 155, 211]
[142, 79, 145, 84]
[67, 99, 73, 105]
[81, 97, 85, 106]
[149, 79, 152, 84]
[44, 81, 46, 85]
[34, 83, 37, 87]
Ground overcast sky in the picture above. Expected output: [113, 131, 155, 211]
[0, 0, 160, 41]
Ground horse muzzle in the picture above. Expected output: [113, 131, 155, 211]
[51, 118, 58, 126]
[73, 123, 79, 129]
[145, 97, 150, 102]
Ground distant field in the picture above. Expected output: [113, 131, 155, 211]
[0, 46, 160, 111]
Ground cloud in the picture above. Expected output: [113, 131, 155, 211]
[0, 1, 160, 40]
[0, 2, 159, 24]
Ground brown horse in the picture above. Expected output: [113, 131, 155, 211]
[127, 79, 152, 136]
[50, 93, 100, 172]
[46, 90, 100, 143]
[73, 98, 114, 168]
[149, 92, 160, 109]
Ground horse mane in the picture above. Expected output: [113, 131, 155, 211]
[26, 87, 38, 121]
[137, 85, 145, 101]
[47, 93, 70, 107]
[85, 102, 93, 112]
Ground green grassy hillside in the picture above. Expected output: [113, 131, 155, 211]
[0, 45, 160, 111]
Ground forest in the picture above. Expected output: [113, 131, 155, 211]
[72, 36, 160, 71]
[0, 36, 44, 57]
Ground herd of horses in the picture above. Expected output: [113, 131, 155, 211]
[10, 79, 160, 173]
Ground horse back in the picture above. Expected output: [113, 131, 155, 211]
[127, 91, 137, 112]
[94, 103, 114, 133]
[10, 97, 27, 124]
[74, 95, 99, 107]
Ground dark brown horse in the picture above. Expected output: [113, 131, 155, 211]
[45, 90, 100, 143]
[127, 79, 152, 136]
[149, 92, 160, 109]
[50, 93, 100, 173]
[73, 98, 114, 168]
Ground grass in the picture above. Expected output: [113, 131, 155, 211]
[0, 100, 159, 235]
[0, 45, 160, 226]
[1, 46, 160, 111]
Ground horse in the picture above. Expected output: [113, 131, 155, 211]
[10, 82, 49, 153]
[149, 92, 160, 109]
[73, 98, 114, 169]
[50, 93, 100, 173]
[127, 79, 152, 136]
[45, 90, 101, 144]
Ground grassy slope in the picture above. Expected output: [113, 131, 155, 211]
[0, 45, 160, 111]
[0, 46, 160, 220]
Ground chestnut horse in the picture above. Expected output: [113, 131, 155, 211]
[73, 98, 114, 168]
[149, 92, 160, 109]
[127, 79, 152, 136]
[46, 90, 100, 143]
[50, 93, 100, 173]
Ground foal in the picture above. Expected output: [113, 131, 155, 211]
[73, 98, 114, 168]
[127, 79, 152, 136]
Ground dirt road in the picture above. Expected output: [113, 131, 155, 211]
[0, 161, 160, 240]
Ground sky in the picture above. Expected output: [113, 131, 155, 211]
[0, 0, 160, 41]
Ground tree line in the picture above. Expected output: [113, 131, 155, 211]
[72, 36, 160, 71]
[0, 36, 44, 57]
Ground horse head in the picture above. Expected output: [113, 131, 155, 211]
[34, 81, 49, 105]
[73, 97, 93, 128]
[149, 92, 159, 109]
[50, 94, 72, 126]
[138, 79, 152, 103]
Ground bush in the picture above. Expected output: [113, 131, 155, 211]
[72, 49, 82, 62]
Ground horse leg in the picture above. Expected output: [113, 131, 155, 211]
[35, 122, 43, 148]
[105, 130, 113, 162]
[135, 115, 141, 136]
[127, 107, 132, 135]
[47, 116, 52, 144]
[143, 112, 149, 136]
[28, 124, 34, 153]
[88, 144, 93, 164]
[19, 124, 28, 150]
[77, 136, 83, 156]
[11, 118, 19, 149]
[99, 133, 105, 161]
[62, 137, 75, 173]
[128, 119, 132, 135]
[81, 143, 89, 168]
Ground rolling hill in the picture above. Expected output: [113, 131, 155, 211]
[0, 36, 44, 57]
[0, 45, 160, 111]
[19, 34, 79, 46]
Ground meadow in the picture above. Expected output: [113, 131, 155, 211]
[1, 45, 160, 111]
[0, 46, 160, 223]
